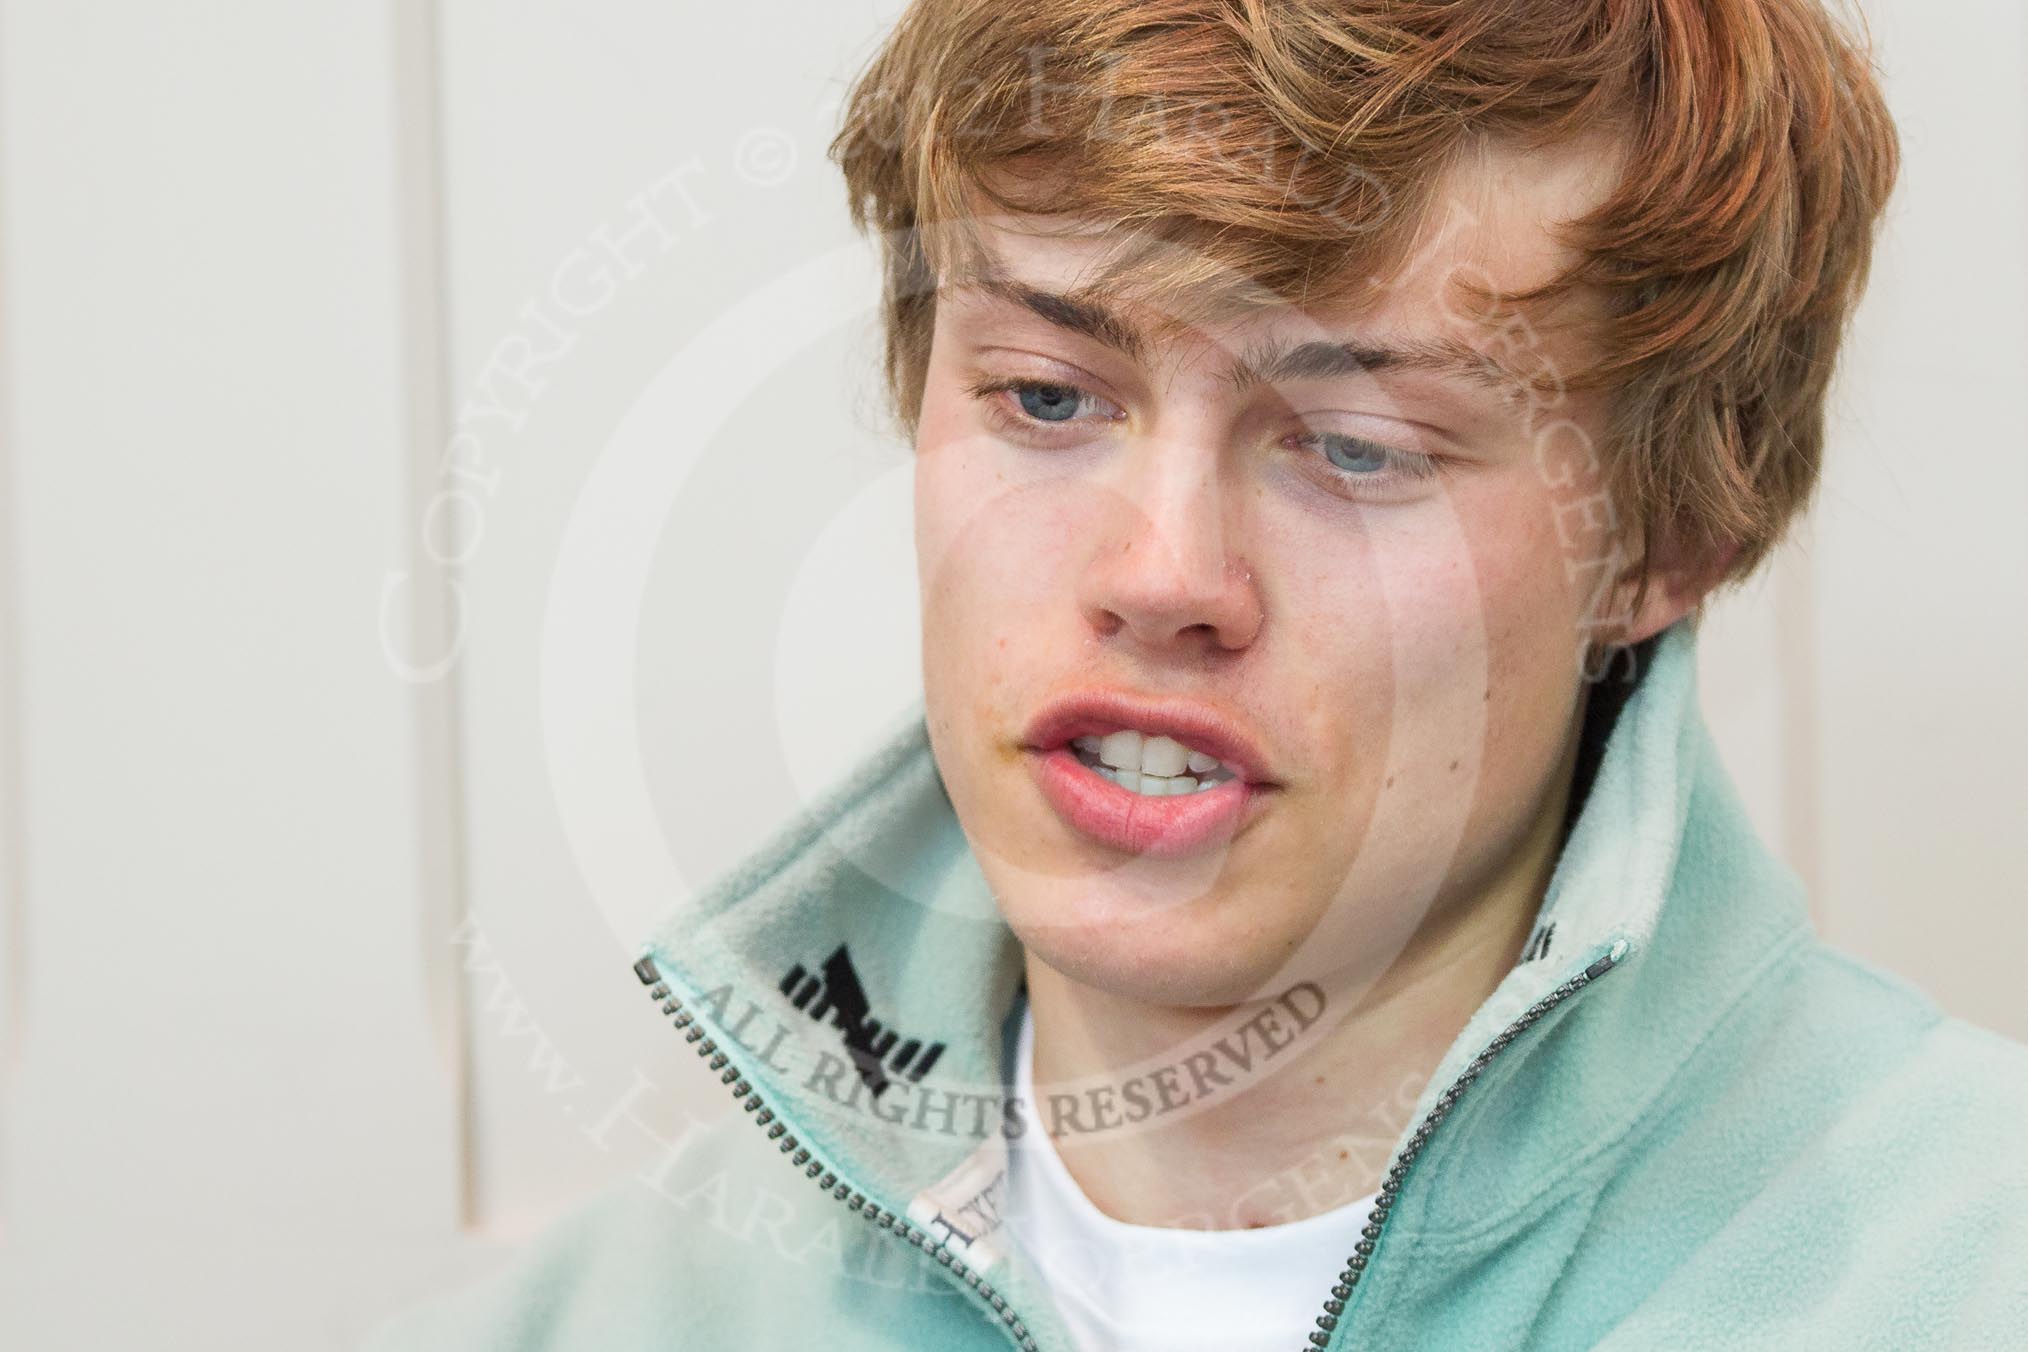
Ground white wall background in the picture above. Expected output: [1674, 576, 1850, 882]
[0, 1, 2019, 1346]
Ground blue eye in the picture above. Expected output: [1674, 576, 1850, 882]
[1015, 383, 1085, 422]
[1317, 434, 1391, 475]
[965, 376, 1120, 436]
[1289, 430, 1443, 494]
[966, 373, 1442, 497]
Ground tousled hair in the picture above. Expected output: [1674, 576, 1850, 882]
[828, 0, 1899, 634]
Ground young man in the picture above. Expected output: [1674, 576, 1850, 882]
[368, 1, 2028, 1348]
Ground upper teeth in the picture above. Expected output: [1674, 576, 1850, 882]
[1070, 730, 1234, 789]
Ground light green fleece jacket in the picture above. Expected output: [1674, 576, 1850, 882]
[364, 616, 2028, 1350]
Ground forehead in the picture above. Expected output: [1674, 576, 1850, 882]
[941, 130, 1625, 385]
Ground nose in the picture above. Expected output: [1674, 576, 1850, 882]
[1077, 434, 1264, 658]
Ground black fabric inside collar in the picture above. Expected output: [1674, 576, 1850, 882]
[1559, 634, 1663, 850]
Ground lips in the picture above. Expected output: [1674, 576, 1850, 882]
[1020, 691, 1279, 787]
[1018, 690, 1280, 858]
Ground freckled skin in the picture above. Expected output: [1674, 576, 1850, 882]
[920, 153, 1695, 1009]
[914, 135, 1710, 1026]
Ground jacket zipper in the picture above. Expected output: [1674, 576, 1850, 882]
[632, 955, 1045, 1352]
[1301, 942, 1627, 1351]
[636, 941, 1623, 1352]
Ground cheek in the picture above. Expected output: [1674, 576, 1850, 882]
[914, 392, 1104, 632]
[913, 414, 1083, 740]
[1453, 477, 1594, 681]
[915, 394, 1012, 634]
[912, 393, 980, 580]
[1271, 488, 1577, 783]
[914, 452, 995, 741]
[1277, 502, 1492, 699]
[1435, 484, 1590, 815]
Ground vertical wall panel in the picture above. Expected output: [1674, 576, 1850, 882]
[0, 0, 20, 1231]
[434, 0, 904, 1237]
[386, 0, 477, 1233]
[0, 2, 491, 1346]
[1809, 0, 2028, 1043]
[1698, 555, 1815, 913]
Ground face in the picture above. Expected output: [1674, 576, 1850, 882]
[914, 134, 1674, 1009]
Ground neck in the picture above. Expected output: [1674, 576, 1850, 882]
[1022, 688, 1590, 1230]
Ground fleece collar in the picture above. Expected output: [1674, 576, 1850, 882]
[635, 613, 1810, 1258]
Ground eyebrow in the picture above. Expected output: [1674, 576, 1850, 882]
[959, 276, 1156, 367]
[950, 276, 1534, 396]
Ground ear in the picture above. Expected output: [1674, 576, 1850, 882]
[1602, 525, 1742, 647]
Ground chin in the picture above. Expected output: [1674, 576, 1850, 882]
[1001, 884, 1294, 1009]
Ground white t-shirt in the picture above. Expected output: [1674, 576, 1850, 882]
[1002, 1004, 1379, 1351]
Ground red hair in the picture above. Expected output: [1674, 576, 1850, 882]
[830, 0, 1900, 629]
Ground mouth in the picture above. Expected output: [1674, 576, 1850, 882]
[1019, 695, 1280, 858]
[1020, 693, 1279, 789]
[1061, 731, 1244, 796]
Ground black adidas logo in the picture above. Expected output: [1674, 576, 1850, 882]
[779, 944, 945, 1099]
